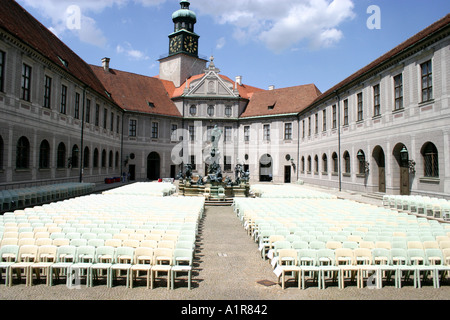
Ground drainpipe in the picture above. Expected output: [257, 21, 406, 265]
[296, 113, 300, 182]
[120, 109, 125, 181]
[334, 90, 342, 192]
[79, 86, 87, 183]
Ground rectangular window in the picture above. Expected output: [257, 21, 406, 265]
[60, 85, 67, 114]
[116, 115, 120, 133]
[284, 123, 292, 140]
[95, 104, 100, 126]
[0, 50, 4, 92]
[152, 122, 159, 139]
[263, 124, 270, 141]
[224, 156, 232, 171]
[421, 60, 432, 102]
[129, 119, 137, 137]
[74, 92, 80, 119]
[302, 120, 305, 138]
[394, 74, 403, 110]
[171, 124, 178, 141]
[244, 126, 250, 142]
[315, 113, 318, 134]
[110, 112, 114, 131]
[343, 99, 349, 126]
[373, 84, 381, 117]
[322, 109, 327, 131]
[189, 125, 195, 141]
[357, 93, 363, 121]
[43, 76, 52, 108]
[190, 155, 196, 170]
[85, 99, 91, 123]
[224, 126, 232, 142]
[308, 117, 311, 136]
[103, 108, 107, 129]
[21, 63, 32, 101]
[332, 105, 337, 129]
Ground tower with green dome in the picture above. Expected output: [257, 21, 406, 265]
[159, 0, 207, 87]
[169, 0, 199, 56]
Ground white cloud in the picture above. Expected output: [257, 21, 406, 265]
[116, 42, 150, 60]
[193, 0, 355, 52]
[17, 0, 167, 47]
[216, 37, 226, 50]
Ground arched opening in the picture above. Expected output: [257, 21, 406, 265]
[0, 135, 3, 170]
[57, 142, 66, 169]
[16, 136, 30, 169]
[322, 153, 328, 174]
[83, 147, 90, 168]
[39, 140, 50, 169]
[372, 146, 386, 193]
[259, 154, 272, 182]
[393, 143, 410, 195]
[71, 145, 79, 168]
[147, 152, 160, 181]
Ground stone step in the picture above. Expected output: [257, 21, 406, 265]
[205, 198, 234, 206]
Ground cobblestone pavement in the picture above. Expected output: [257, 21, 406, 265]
[0, 184, 449, 303]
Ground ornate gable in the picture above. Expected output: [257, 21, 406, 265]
[183, 56, 239, 98]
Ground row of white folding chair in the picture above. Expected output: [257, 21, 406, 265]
[276, 246, 450, 289]
[1, 244, 193, 289]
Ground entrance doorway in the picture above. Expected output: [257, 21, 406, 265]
[372, 146, 386, 193]
[147, 152, 160, 181]
[393, 144, 410, 195]
[259, 154, 272, 182]
[170, 165, 176, 179]
[128, 165, 136, 181]
[284, 166, 291, 183]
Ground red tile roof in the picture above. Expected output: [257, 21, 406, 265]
[309, 13, 450, 108]
[0, 0, 112, 102]
[240, 84, 322, 118]
[91, 66, 182, 117]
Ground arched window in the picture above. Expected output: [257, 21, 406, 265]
[71, 145, 79, 168]
[189, 105, 197, 116]
[314, 155, 319, 173]
[16, 136, 30, 169]
[332, 152, 338, 173]
[57, 142, 66, 168]
[307, 156, 312, 173]
[207, 105, 215, 117]
[421, 142, 439, 178]
[39, 140, 50, 169]
[301, 156, 305, 173]
[101, 149, 106, 168]
[109, 150, 113, 167]
[0, 135, 4, 170]
[115, 151, 119, 168]
[357, 150, 366, 174]
[322, 154, 328, 173]
[83, 147, 90, 168]
[93, 148, 99, 168]
[343, 151, 350, 174]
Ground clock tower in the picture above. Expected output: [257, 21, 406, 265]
[159, 0, 207, 87]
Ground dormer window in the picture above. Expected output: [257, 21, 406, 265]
[268, 103, 276, 110]
[147, 101, 155, 108]
[58, 56, 68, 68]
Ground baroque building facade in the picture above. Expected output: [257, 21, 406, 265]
[0, 0, 449, 199]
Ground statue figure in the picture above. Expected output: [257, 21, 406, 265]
[211, 125, 222, 149]
[184, 163, 193, 181]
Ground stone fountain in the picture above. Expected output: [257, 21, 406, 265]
[177, 125, 249, 199]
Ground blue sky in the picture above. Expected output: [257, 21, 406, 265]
[16, 0, 450, 93]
